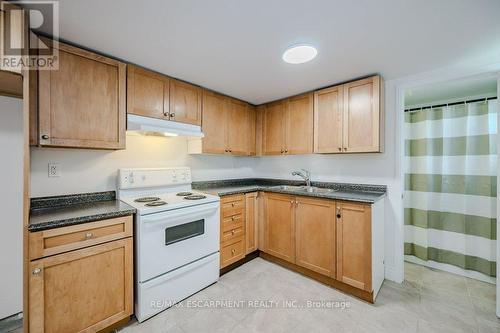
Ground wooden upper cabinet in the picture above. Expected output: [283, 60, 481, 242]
[201, 90, 227, 154]
[314, 75, 383, 153]
[127, 65, 169, 119]
[262, 100, 286, 155]
[37, 42, 126, 149]
[285, 93, 313, 154]
[336, 202, 372, 291]
[343, 76, 383, 153]
[295, 197, 336, 277]
[0, 2, 26, 74]
[262, 93, 313, 155]
[314, 85, 344, 153]
[200, 89, 253, 156]
[226, 98, 249, 155]
[169, 78, 202, 125]
[263, 193, 295, 263]
[247, 105, 257, 156]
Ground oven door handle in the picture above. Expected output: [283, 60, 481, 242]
[141, 203, 219, 224]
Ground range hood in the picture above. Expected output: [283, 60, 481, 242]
[127, 114, 204, 138]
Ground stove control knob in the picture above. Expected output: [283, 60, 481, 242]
[129, 172, 135, 184]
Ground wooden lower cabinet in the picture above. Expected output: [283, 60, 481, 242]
[336, 202, 372, 291]
[263, 193, 295, 263]
[245, 192, 258, 254]
[220, 236, 245, 267]
[29, 238, 133, 333]
[259, 192, 383, 301]
[220, 194, 246, 268]
[295, 197, 335, 277]
[28, 216, 134, 333]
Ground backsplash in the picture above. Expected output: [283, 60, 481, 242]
[30, 134, 254, 197]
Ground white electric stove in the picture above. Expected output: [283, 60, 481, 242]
[117, 167, 220, 322]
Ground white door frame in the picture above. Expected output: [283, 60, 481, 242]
[389, 61, 500, 315]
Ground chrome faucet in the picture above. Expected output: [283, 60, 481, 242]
[292, 169, 311, 187]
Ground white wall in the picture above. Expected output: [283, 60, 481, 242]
[0, 96, 23, 319]
[30, 134, 254, 197]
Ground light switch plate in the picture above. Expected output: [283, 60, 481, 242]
[48, 163, 61, 177]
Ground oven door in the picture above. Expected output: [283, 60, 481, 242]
[137, 201, 220, 282]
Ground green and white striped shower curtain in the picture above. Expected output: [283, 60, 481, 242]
[404, 99, 497, 278]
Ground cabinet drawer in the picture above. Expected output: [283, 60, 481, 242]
[220, 236, 245, 268]
[221, 213, 244, 232]
[221, 225, 245, 243]
[221, 195, 245, 217]
[29, 216, 133, 260]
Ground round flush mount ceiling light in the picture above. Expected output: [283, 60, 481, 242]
[282, 44, 318, 64]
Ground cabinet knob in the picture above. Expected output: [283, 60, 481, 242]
[170, 113, 175, 118]
[231, 249, 236, 255]
[336, 214, 341, 219]
[280, 149, 284, 153]
[338, 147, 342, 151]
[231, 229, 235, 235]
[41, 134, 49, 140]
[231, 203, 235, 207]
[231, 216, 235, 221]
[285, 149, 288, 153]
[85, 232, 93, 239]
[343, 147, 347, 151]
[32, 268, 41, 275]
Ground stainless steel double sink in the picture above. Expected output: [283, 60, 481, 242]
[268, 185, 337, 194]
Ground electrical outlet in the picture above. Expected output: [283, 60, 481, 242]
[48, 163, 61, 177]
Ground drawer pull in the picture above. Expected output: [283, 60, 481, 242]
[231, 230, 235, 235]
[231, 203, 235, 207]
[231, 249, 236, 255]
[85, 232, 93, 239]
[32, 268, 41, 275]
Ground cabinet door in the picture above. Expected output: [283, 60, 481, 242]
[285, 93, 313, 154]
[0, 2, 25, 74]
[263, 100, 286, 155]
[263, 193, 295, 263]
[314, 85, 343, 153]
[245, 192, 258, 254]
[169, 78, 202, 125]
[29, 238, 133, 333]
[127, 65, 169, 119]
[202, 90, 227, 154]
[247, 105, 257, 156]
[226, 98, 249, 155]
[336, 202, 372, 291]
[295, 197, 335, 277]
[38, 42, 126, 149]
[343, 76, 381, 153]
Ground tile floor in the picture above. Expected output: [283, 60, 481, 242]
[118, 258, 499, 333]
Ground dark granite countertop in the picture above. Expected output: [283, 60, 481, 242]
[193, 178, 386, 204]
[29, 191, 136, 232]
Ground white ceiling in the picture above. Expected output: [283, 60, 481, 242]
[43, 0, 500, 104]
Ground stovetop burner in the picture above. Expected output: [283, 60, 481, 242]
[135, 196, 161, 203]
[176, 192, 193, 197]
[183, 194, 206, 200]
[144, 201, 167, 207]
